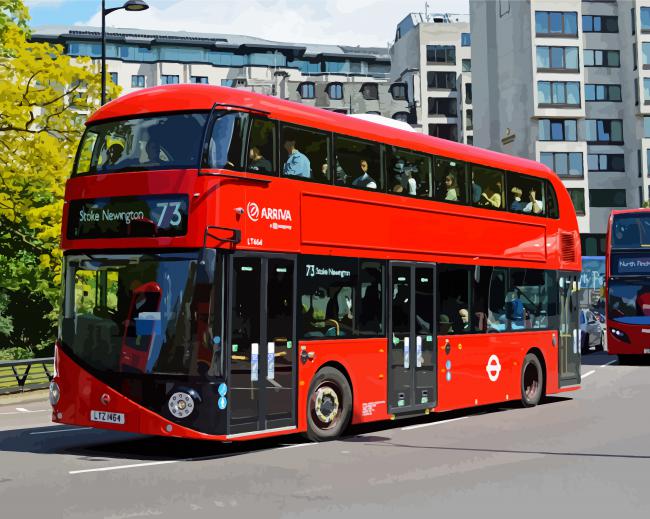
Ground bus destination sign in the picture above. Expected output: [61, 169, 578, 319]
[614, 256, 650, 275]
[67, 195, 188, 239]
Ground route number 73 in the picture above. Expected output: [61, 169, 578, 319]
[155, 202, 183, 227]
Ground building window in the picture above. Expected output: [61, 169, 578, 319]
[109, 72, 118, 85]
[644, 117, 650, 137]
[645, 78, 650, 103]
[390, 83, 407, 100]
[427, 71, 456, 90]
[584, 84, 622, 102]
[537, 81, 580, 106]
[643, 42, 650, 68]
[589, 189, 626, 208]
[647, 149, 650, 175]
[428, 97, 457, 117]
[190, 76, 208, 84]
[582, 15, 618, 33]
[536, 46, 579, 71]
[131, 74, 145, 88]
[567, 189, 585, 216]
[465, 83, 472, 104]
[298, 82, 315, 99]
[584, 49, 620, 67]
[392, 112, 409, 122]
[327, 82, 343, 100]
[360, 82, 379, 100]
[636, 78, 640, 105]
[466, 109, 473, 130]
[538, 119, 577, 141]
[585, 119, 623, 144]
[462, 59, 471, 72]
[466, 135, 473, 145]
[588, 154, 625, 172]
[540, 152, 583, 177]
[535, 11, 578, 37]
[461, 32, 471, 46]
[426, 45, 456, 65]
[642, 7, 650, 32]
[161, 75, 179, 85]
[428, 123, 458, 142]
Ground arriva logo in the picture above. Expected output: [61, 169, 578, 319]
[247, 202, 260, 222]
[247, 202, 292, 222]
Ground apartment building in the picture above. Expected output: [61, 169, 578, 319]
[390, 12, 473, 144]
[31, 26, 409, 118]
[472, 0, 650, 254]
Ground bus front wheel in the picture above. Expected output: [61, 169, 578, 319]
[306, 367, 352, 442]
[521, 353, 544, 407]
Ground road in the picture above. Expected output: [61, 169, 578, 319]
[1, 352, 649, 518]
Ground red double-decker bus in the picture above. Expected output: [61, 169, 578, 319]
[606, 209, 650, 361]
[49, 85, 581, 441]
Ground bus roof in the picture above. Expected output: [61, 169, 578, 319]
[89, 85, 555, 181]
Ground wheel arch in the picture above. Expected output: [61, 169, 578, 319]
[315, 361, 354, 404]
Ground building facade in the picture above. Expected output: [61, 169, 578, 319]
[390, 12, 473, 144]
[31, 26, 409, 118]
[471, 0, 650, 254]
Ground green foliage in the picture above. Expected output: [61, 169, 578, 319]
[0, 0, 120, 358]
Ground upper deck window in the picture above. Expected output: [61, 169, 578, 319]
[204, 111, 249, 171]
[73, 113, 208, 176]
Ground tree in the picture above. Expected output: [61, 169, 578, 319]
[0, 0, 119, 353]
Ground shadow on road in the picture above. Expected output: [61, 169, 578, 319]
[0, 395, 573, 463]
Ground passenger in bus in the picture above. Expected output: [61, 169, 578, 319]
[444, 173, 459, 201]
[471, 176, 482, 203]
[510, 186, 524, 212]
[506, 289, 525, 329]
[523, 188, 543, 214]
[248, 146, 272, 173]
[438, 314, 454, 334]
[282, 138, 311, 178]
[458, 308, 470, 330]
[145, 140, 166, 166]
[402, 164, 417, 195]
[351, 159, 378, 189]
[479, 183, 502, 208]
[103, 143, 124, 169]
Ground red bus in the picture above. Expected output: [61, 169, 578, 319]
[606, 209, 650, 361]
[49, 85, 582, 441]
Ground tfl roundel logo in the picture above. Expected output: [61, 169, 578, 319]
[486, 354, 502, 382]
[247, 202, 260, 222]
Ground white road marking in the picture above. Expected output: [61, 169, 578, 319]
[582, 370, 596, 379]
[30, 427, 93, 435]
[0, 409, 48, 416]
[401, 416, 468, 431]
[276, 443, 318, 450]
[15, 407, 30, 412]
[600, 359, 617, 368]
[69, 459, 182, 475]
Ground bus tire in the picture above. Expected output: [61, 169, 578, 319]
[521, 353, 543, 407]
[305, 367, 352, 442]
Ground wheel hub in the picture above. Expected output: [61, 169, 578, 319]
[314, 387, 339, 424]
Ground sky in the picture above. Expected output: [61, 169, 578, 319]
[25, 0, 471, 47]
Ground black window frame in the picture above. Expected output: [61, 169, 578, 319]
[327, 82, 344, 100]
[585, 119, 624, 144]
[245, 116, 278, 177]
[426, 45, 456, 65]
[427, 71, 457, 91]
[360, 82, 379, 101]
[428, 97, 458, 117]
[536, 45, 580, 72]
[539, 152, 584, 178]
[587, 153, 625, 172]
[298, 82, 316, 99]
[582, 14, 619, 33]
[279, 122, 331, 184]
[584, 49, 620, 67]
[390, 83, 407, 100]
[535, 11, 579, 37]
[537, 80, 581, 107]
[584, 83, 622, 102]
[538, 119, 578, 141]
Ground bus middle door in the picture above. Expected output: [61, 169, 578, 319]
[388, 262, 437, 414]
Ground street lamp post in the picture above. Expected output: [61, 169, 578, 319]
[101, 0, 149, 105]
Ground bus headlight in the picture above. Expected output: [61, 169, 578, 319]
[168, 391, 195, 419]
[610, 328, 630, 343]
[49, 381, 60, 406]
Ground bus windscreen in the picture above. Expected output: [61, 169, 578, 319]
[611, 214, 650, 249]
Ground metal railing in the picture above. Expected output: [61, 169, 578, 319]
[0, 358, 54, 395]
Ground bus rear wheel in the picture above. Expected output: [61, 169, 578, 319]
[521, 353, 543, 407]
[306, 367, 352, 442]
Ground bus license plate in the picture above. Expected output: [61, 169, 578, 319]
[90, 410, 125, 424]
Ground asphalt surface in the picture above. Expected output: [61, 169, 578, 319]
[1, 352, 649, 518]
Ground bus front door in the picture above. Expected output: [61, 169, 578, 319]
[228, 255, 296, 436]
[388, 262, 437, 414]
